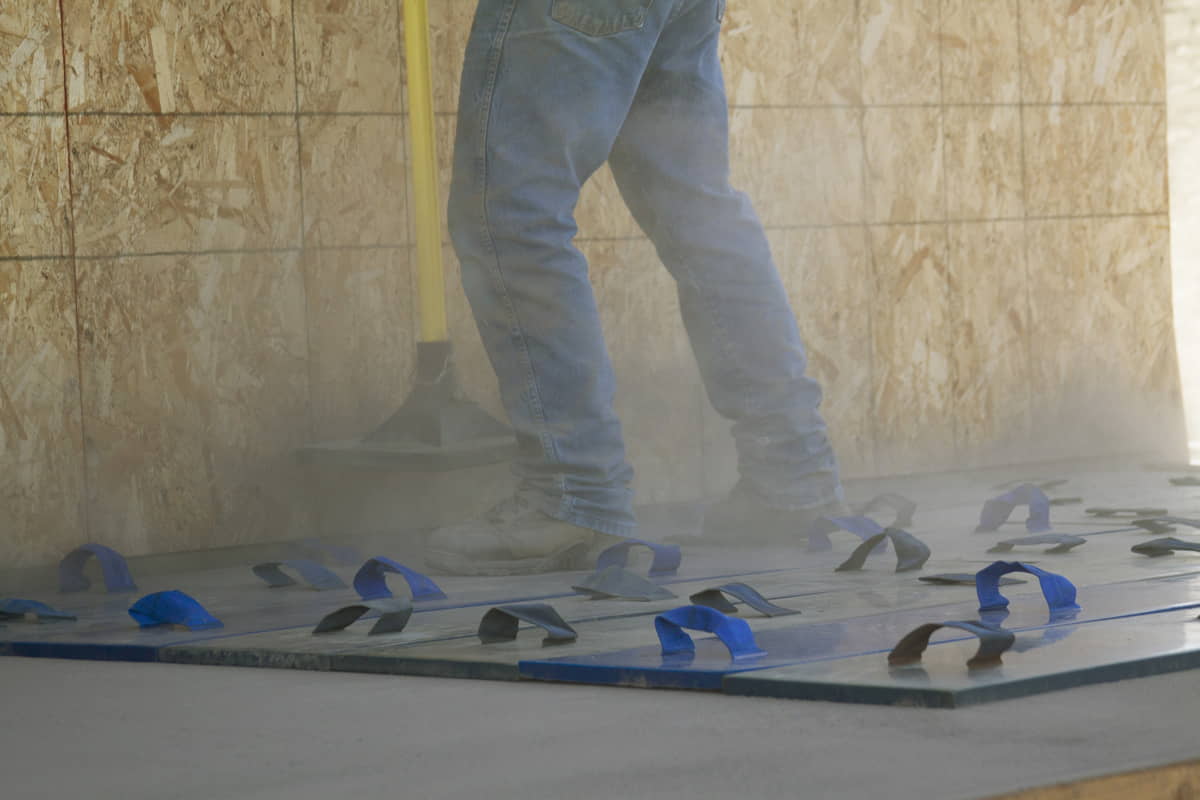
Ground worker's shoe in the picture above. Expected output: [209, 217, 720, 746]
[425, 494, 606, 576]
[701, 482, 850, 546]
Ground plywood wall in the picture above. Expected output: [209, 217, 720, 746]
[0, 0, 1184, 566]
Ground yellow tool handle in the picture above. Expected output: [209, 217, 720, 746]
[403, 0, 449, 343]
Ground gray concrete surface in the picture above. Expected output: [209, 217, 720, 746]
[2, 657, 1198, 800]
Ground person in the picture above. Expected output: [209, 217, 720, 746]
[425, 0, 845, 576]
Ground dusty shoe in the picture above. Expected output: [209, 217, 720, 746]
[701, 483, 850, 546]
[425, 495, 601, 576]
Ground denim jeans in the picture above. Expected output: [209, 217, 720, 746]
[448, 0, 842, 537]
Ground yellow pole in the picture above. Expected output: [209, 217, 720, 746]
[403, 0, 449, 343]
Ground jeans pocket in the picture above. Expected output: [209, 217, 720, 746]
[549, 0, 654, 37]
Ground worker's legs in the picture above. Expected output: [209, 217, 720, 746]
[608, 0, 843, 516]
[439, 0, 677, 567]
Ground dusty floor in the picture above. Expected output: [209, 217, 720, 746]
[1, 656, 1198, 800]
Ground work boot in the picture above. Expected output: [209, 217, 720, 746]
[425, 494, 604, 576]
[700, 482, 850, 546]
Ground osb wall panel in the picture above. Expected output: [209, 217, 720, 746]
[305, 246, 414, 440]
[295, 0, 404, 113]
[1022, 0, 1166, 103]
[948, 221, 1034, 467]
[0, 115, 70, 258]
[587, 239, 706, 505]
[0, 5, 64, 112]
[1025, 215, 1182, 460]
[780, 227, 876, 477]
[77, 253, 311, 555]
[69, 114, 302, 255]
[300, 114, 408, 247]
[61, 0, 294, 113]
[0, 261, 87, 568]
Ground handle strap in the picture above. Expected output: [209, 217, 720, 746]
[987, 533, 1086, 555]
[477, 603, 577, 646]
[654, 605, 763, 660]
[975, 561, 1078, 613]
[0, 598, 76, 622]
[888, 620, 1015, 669]
[688, 582, 799, 617]
[595, 539, 681, 577]
[975, 484, 1051, 533]
[58, 544, 137, 594]
[807, 515, 886, 553]
[1131, 538, 1200, 557]
[253, 559, 347, 591]
[128, 590, 222, 631]
[1131, 517, 1200, 536]
[835, 528, 931, 573]
[1086, 506, 1168, 519]
[313, 598, 414, 636]
[572, 566, 676, 601]
[353, 557, 446, 602]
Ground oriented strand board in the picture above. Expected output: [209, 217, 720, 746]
[77, 252, 312, 557]
[0, 260, 86, 568]
[1021, 0, 1167, 104]
[940, 0, 1021, 104]
[719, 0, 861, 106]
[863, 107, 945, 224]
[441, 244, 506, 423]
[61, 0, 294, 113]
[943, 106, 1025, 221]
[869, 224, 956, 474]
[299, 114, 408, 247]
[1025, 216, 1183, 461]
[429, 0, 475, 114]
[303, 247, 415, 440]
[948, 221, 1034, 467]
[295, 0, 404, 113]
[68, 114, 302, 256]
[729, 107, 865, 227]
[858, 0, 941, 104]
[0, 115, 70, 258]
[576, 163, 642, 240]
[780, 226, 876, 477]
[587, 238, 706, 504]
[1023, 105, 1168, 217]
[0, 3, 64, 112]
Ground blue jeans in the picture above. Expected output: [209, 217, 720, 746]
[449, 0, 842, 537]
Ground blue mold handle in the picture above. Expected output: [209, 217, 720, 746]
[654, 605, 764, 661]
[595, 539, 681, 577]
[975, 484, 1051, 533]
[806, 515, 887, 553]
[128, 590, 223, 631]
[58, 543, 137, 594]
[252, 559, 347, 591]
[0, 598, 76, 622]
[688, 583, 799, 618]
[353, 557, 447, 602]
[975, 561, 1078, 613]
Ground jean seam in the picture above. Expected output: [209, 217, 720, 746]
[475, 0, 567, 492]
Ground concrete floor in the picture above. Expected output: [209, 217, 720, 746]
[2, 657, 1198, 799]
